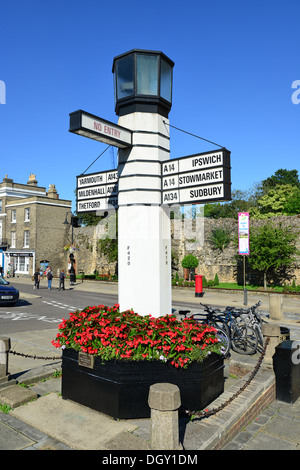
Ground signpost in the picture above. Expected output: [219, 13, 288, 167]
[238, 212, 250, 305]
[69, 49, 232, 317]
[69, 110, 132, 148]
[76, 149, 231, 213]
[161, 149, 231, 205]
[76, 169, 118, 213]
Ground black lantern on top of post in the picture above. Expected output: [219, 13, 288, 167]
[112, 49, 174, 118]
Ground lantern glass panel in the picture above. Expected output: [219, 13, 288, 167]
[136, 54, 159, 96]
[160, 58, 172, 102]
[116, 54, 134, 100]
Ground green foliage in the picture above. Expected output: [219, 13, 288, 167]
[283, 188, 300, 215]
[0, 402, 12, 413]
[98, 213, 118, 262]
[214, 273, 219, 285]
[77, 213, 102, 226]
[204, 169, 300, 219]
[98, 236, 118, 262]
[262, 169, 300, 192]
[207, 228, 231, 251]
[251, 184, 298, 218]
[181, 254, 199, 269]
[246, 223, 299, 288]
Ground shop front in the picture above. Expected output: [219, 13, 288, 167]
[4, 251, 35, 277]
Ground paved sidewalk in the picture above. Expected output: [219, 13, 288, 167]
[222, 397, 300, 450]
[0, 279, 299, 450]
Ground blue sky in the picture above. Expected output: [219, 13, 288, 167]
[1, 0, 299, 210]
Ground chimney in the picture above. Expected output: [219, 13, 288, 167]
[47, 184, 59, 199]
[27, 174, 38, 186]
[3, 174, 13, 184]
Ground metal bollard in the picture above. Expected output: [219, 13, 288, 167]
[148, 383, 183, 450]
[0, 337, 11, 384]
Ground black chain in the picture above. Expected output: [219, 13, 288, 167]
[8, 337, 270, 408]
[181, 337, 270, 420]
[9, 350, 61, 361]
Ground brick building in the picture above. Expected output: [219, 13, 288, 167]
[0, 174, 72, 277]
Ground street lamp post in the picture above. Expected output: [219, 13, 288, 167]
[63, 211, 74, 244]
[63, 212, 80, 285]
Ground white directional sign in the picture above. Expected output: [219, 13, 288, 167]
[161, 149, 231, 205]
[69, 110, 132, 148]
[76, 170, 118, 213]
[76, 149, 231, 212]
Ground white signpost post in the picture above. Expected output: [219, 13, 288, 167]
[70, 49, 231, 317]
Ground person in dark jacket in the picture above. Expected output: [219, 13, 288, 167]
[33, 270, 40, 289]
[59, 270, 65, 290]
[47, 268, 53, 290]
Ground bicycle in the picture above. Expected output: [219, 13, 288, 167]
[178, 308, 231, 358]
[218, 305, 259, 355]
[236, 301, 266, 347]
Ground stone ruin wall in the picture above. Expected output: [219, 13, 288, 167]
[71, 214, 300, 285]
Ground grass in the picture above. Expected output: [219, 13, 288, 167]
[211, 283, 285, 292]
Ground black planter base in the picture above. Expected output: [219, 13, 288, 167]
[61, 349, 224, 419]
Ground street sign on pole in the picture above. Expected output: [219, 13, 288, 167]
[69, 110, 132, 148]
[161, 148, 231, 205]
[238, 212, 250, 255]
[75, 148, 231, 212]
[76, 169, 118, 213]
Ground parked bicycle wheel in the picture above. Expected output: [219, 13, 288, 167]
[213, 326, 231, 357]
[231, 324, 258, 355]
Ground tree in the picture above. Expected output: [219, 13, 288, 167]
[251, 184, 295, 218]
[181, 255, 199, 280]
[284, 188, 300, 215]
[207, 228, 231, 251]
[204, 186, 261, 219]
[262, 169, 300, 193]
[77, 213, 102, 226]
[247, 223, 299, 289]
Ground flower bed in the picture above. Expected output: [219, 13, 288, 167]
[52, 304, 225, 369]
[53, 305, 226, 418]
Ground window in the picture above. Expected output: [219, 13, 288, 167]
[0, 200, 2, 213]
[24, 207, 30, 222]
[24, 230, 29, 248]
[19, 256, 26, 272]
[11, 231, 16, 248]
[11, 209, 16, 223]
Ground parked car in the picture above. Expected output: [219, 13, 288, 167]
[0, 277, 19, 305]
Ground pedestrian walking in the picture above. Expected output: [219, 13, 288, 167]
[59, 270, 65, 290]
[33, 270, 40, 289]
[0, 266, 3, 278]
[47, 268, 53, 290]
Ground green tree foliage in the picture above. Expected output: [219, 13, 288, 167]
[284, 187, 300, 215]
[262, 169, 300, 193]
[181, 254, 199, 269]
[77, 213, 102, 226]
[207, 228, 231, 251]
[247, 223, 299, 289]
[204, 169, 300, 219]
[251, 184, 298, 218]
[98, 213, 118, 262]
